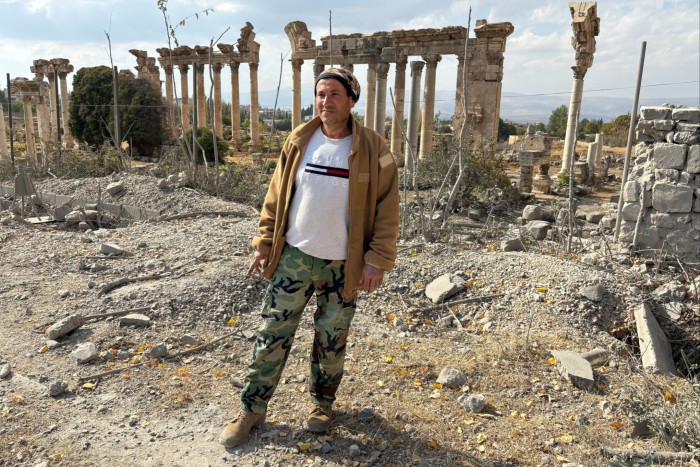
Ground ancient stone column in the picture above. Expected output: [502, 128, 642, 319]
[22, 95, 36, 160]
[365, 64, 377, 130]
[373, 62, 390, 136]
[179, 64, 191, 132]
[163, 64, 175, 135]
[452, 53, 466, 133]
[58, 70, 73, 146]
[390, 56, 407, 162]
[312, 60, 324, 118]
[46, 72, 58, 142]
[291, 59, 303, 129]
[195, 63, 207, 129]
[36, 95, 50, 153]
[561, 2, 599, 174]
[595, 132, 604, 164]
[419, 53, 441, 160]
[586, 141, 599, 177]
[249, 62, 260, 148]
[229, 62, 241, 143]
[0, 103, 8, 158]
[212, 63, 223, 137]
[405, 61, 425, 172]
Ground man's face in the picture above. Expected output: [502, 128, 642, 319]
[315, 78, 356, 130]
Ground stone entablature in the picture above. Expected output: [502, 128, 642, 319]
[284, 20, 513, 163]
[618, 105, 700, 259]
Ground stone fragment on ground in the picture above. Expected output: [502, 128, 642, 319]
[105, 180, 125, 196]
[0, 363, 11, 379]
[651, 280, 686, 301]
[633, 303, 676, 374]
[425, 273, 464, 303]
[522, 205, 542, 221]
[501, 229, 525, 252]
[458, 393, 485, 413]
[48, 380, 68, 397]
[71, 342, 98, 364]
[549, 350, 594, 390]
[436, 368, 467, 388]
[46, 314, 84, 340]
[119, 314, 151, 326]
[525, 220, 551, 240]
[144, 343, 168, 359]
[656, 302, 684, 321]
[580, 284, 605, 302]
[100, 242, 126, 256]
[180, 335, 203, 346]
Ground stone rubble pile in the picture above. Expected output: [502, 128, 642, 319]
[617, 105, 700, 259]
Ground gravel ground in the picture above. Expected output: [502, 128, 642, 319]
[1, 174, 698, 466]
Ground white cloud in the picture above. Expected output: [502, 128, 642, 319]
[26, 0, 50, 15]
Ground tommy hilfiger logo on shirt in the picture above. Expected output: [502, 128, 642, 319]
[304, 163, 349, 179]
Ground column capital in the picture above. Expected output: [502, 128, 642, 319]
[313, 60, 324, 76]
[179, 64, 190, 73]
[194, 63, 205, 73]
[572, 65, 588, 79]
[22, 95, 32, 103]
[395, 55, 408, 69]
[249, 62, 259, 72]
[163, 64, 173, 74]
[410, 61, 425, 76]
[212, 63, 223, 73]
[229, 61, 240, 72]
[376, 62, 390, 79]
[58, 72, 69, 80]
[421, 53, 442, 68]
[291, 58, 304, 72]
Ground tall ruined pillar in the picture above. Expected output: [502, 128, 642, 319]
[390, 56, 407, 162]
[419, 53, 441, 159]
[179, 64, 191, 132]
[249, 62, 260, 148]
[365, 64, 377, 129]
[58, 68, 73, 146]
[229, 62, 241, 143]
[212, 63, 223, 137]
[22, 95, 36, 160]
[405, 61, 425, 171]
[312, 60, 324, 118]
[0, 103, 8, 158]
[46, 72, 58, 143]
[163, 64, 175, 135]
[195, 63, 207, 129]
[36, 94, 51, 153]
[453, 53, 466, 134]
[561, 2, 599, 174]
[373, 63, 390, 137]
[291, 59, 303, 129]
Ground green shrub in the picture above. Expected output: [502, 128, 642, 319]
[182, 127, 229, 165]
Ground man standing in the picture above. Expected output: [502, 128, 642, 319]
[219, 67, 399, 447]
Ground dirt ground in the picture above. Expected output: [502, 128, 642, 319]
[0, 168, 699, 467]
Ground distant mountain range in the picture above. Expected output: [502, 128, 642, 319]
[252, 87, 699, 124]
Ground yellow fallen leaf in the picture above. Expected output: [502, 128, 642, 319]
[434, 383, 442, 390]
[548, 357, 557, 365]
[511, 410, 519, 418]
[426, 437, 439, 449]
[463, 418, 475, 425]
[388, 313, 396, 321]
[130, 356, 141, 364]
[664, 391, 676, 404]
[610, 421, 625, 429]
[557, 434, 574, 444]
[227, 317, 237, 326]
[82, 383, 95, 390]
[536, 287, 548, 293]
[39, 345, 49, 353]
[512, 428, 522, 436]
[213, 369, 223, 377]
[48, 453, 62, 461]
[478, 445, 486, 452]
[12, 394, 25, 403]
[385, 355, 393, 364]
[476, 433, 487, 444]
[556, 455, 570, 462]
[296, 441, 311, 452]
[411, 454, 421, 462]
[413, 378, 423, 387]
[377, 380, 385, 387]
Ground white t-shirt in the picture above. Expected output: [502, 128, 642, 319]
[286, 127, 352, 260]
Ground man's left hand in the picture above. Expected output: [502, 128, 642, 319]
[360, 264, 384, 293]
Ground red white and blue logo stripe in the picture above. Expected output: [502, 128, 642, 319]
[304, 163, 349, 179]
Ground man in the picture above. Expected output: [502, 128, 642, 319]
[219, 67, 399, 447]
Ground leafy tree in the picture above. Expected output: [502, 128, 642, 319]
[119, 74, 165, 157]
[301, 104, 313, 119]
[579, 118, 602, 136]
[498, 118, 517, 141]
[601, 114, 636, 147]
[69, 66, 114, 146]
[546, 105, 568, 138]
[183, 126, 229, 164]
[0, 88, 6, 104]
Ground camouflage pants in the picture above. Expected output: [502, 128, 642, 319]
[241, 244, 356, 413]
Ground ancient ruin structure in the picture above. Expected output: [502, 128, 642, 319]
[284, 19, 514, 165]
[512, 126, 555, 194]
[9, 77, 51, 162]
[0, 101, 8, 158]
[30, 58, 74, 147]
[618, 105, 700, 260]
[156, 22, 261, 148]
[561, 2, 599, 175]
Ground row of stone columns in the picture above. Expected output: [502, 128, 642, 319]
[160, 60, 260, 148]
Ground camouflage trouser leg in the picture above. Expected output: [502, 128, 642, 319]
[241, 244, 356, 413]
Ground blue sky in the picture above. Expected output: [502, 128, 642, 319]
[1, 0, 698, 119]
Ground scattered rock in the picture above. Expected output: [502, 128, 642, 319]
[100, 242, 126, 256]
[119, 314, 151, 326]
[70, 343, 98, 365]
[550, 350, 594, 390]
[0, 363, 11, 379]
[580, 285, 605, 302]
[436, 368, 467, 388]
[458, 394, 485, 413]
[522, 205, 542, 221]
[105, 181, 125, 196]
[348, 444, 362, 457]
[180, 335, 202, 346]
[48, 380, 69, 397]
[634, 303, 676, 374]
[651, 280, 686, 301]
[525, 220, 551, 241]
[425, 274, 464, 303]
[656, 302, 684, 321]
[46, 314, 84, 340]
[144, 343, 168, 359]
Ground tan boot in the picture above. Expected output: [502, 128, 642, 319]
[307, 404, 333, 433]
[218, 410, 266, 447]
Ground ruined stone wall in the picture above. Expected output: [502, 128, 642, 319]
[618, 105, 700, 259]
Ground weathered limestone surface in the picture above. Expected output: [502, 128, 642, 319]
[633, 303, 676, 374]
[620, 104, 700, 260]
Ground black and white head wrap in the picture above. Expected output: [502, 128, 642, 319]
[314, 67, 361, 102]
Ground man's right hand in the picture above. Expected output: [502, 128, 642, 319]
[247, 250, 268, 276]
